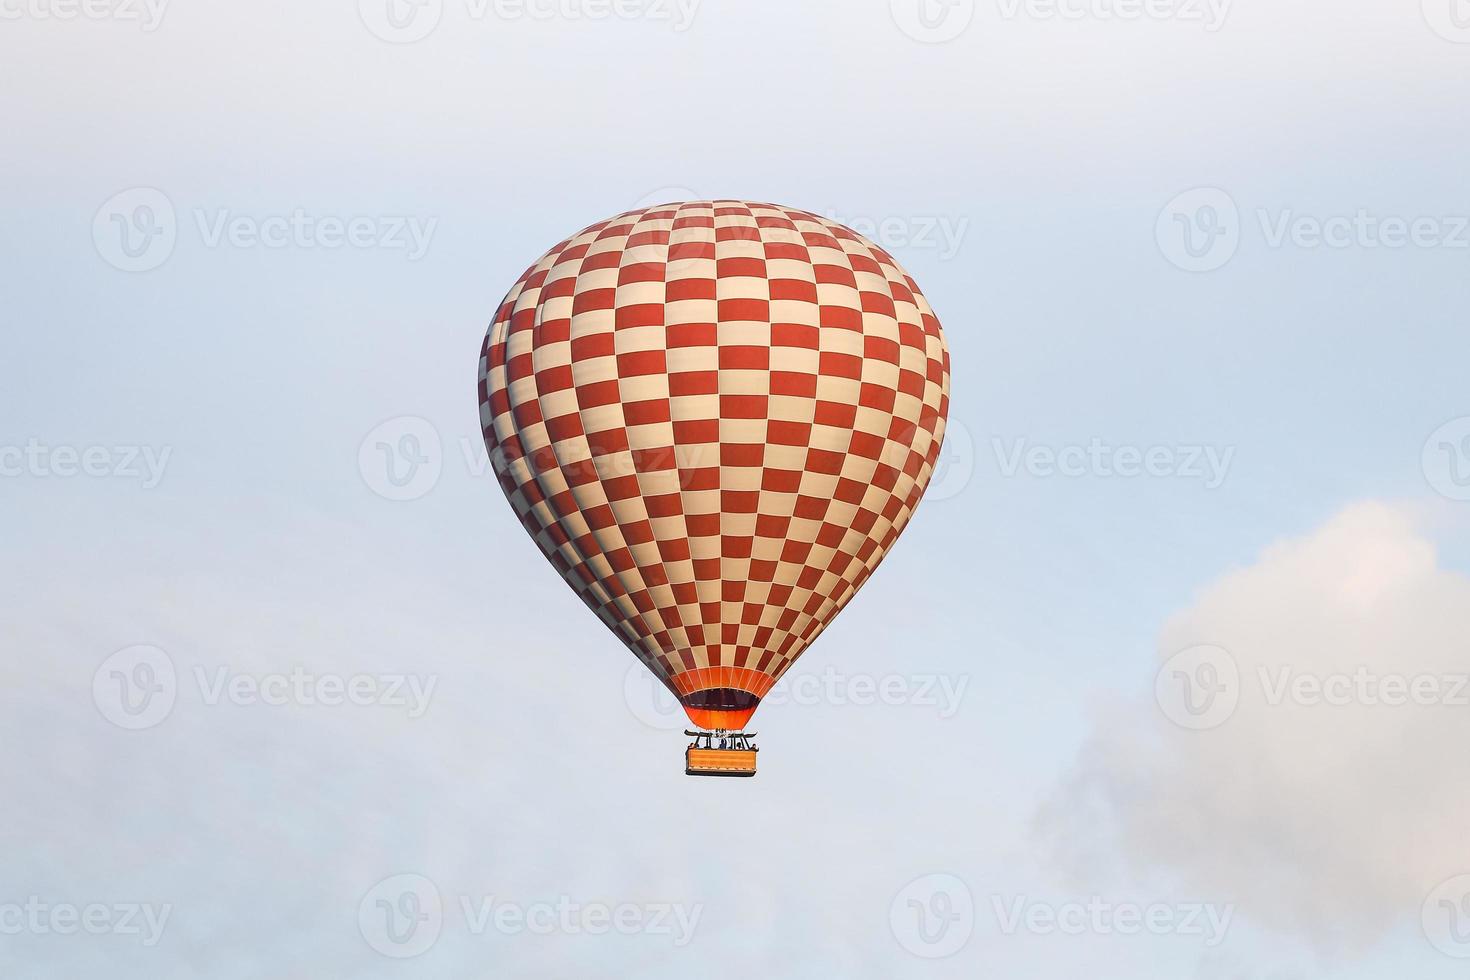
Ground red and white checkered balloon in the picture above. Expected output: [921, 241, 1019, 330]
[479, 201, 950, 731]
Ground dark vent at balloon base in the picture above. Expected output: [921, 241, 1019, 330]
[680, 688, 761, 732]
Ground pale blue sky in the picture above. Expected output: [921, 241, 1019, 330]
[4, 1, 1470, 976]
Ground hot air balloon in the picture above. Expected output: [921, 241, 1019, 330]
[479, 201, 950, 776]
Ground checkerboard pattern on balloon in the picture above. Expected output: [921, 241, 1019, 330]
[479, 201, 950, 703]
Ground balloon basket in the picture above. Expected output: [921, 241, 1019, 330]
[684, 729, 758, 777]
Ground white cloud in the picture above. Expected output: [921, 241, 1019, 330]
[1038, 501, 1470, 953]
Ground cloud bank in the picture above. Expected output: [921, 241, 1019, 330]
[1039, 501, 1470, 953]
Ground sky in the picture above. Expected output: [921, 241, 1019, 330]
[4, 0, 1470, 976]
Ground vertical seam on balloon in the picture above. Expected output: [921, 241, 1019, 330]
[746, 203, 819, 678]
[523, 228, 637, 636]
[602, 204, 682, 674]
[666, 200, 722, 681]
[620, 202, 704, 683]
[551, 216, 672, 682]
[506, 232, 623, 636]
[715, 199, 767, 678]
[776, 218, 864, 662]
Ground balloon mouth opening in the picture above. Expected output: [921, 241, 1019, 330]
[680, 688, 761, 731]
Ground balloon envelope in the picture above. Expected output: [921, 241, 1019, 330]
[479, 201, 950, 730]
